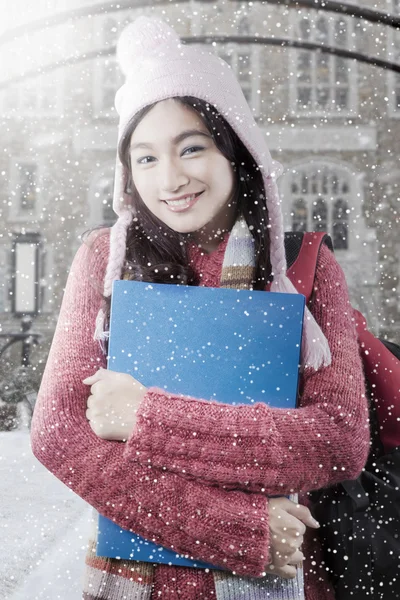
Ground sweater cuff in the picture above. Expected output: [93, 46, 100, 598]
[128, 387, 283, 493]
[129, 386, 224, 457]
[196, 490, 271, 577]
[135, 386, 224, 430]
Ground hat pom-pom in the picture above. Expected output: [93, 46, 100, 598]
[117, 17, 181, 76]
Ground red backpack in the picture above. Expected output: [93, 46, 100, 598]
[284, 231, 400, 599]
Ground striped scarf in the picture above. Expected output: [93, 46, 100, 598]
[83, 218, 304, 599]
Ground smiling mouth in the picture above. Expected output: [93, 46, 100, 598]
[162, 191, 204, 211]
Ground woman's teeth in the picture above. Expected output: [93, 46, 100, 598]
[165, 194, 198, 207]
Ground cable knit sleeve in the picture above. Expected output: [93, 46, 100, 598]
[127, 244, 370, 494]
[30, 231, 270, 578]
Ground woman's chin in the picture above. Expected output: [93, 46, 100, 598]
[162, 217, 210, 235]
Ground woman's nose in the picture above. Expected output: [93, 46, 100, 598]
[159, 157, 189, 193]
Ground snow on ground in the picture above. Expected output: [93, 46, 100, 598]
[0, 430, 92, 600]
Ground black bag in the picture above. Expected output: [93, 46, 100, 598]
[284, 232, 400, 599]
[311, 403, 400, 599]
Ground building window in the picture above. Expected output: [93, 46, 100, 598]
[289, 166, 351, 250]
[333, 198, 349, 250]
[18, 163, 37, 212]
[217, 45, 256, 109]
[312, 197, 328, 231]
[292, 198, 307, 232]
[8, 160, 39, 220]
[93, 17, 124, 117]
[238, 15, 250, 36]
[290, 12, 356, 115]
[191, 10, 258, 113]
[1, 74, 62, 118]
[204, 15, 259, 114]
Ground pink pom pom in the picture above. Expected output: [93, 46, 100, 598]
[117, 17, 181, 76]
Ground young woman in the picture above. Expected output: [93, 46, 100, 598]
[30, 16, 370, 600]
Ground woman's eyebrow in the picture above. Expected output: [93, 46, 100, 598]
[130, 129, 211, 151]
[173, 129, 211, 145]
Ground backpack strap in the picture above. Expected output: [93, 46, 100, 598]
[286, 232, 333, 302]
[284, 231, 400, 454]
[355, 314, 400, 453]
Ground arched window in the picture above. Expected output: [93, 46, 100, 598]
[292, 13, 355, 114]
[289, 166, 351, 250]
[333, 199, 349, 250]
[312, 197, 327, 231]
[292, 198, 308, 232]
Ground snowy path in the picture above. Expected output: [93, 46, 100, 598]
[0, 431, 91, 600]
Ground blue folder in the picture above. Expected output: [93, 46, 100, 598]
[96, 281, 305, 567]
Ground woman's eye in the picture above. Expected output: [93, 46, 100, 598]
[182, 146, 204, 156]
[137, 156, 155, 165]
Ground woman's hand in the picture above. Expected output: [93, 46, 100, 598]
[266, 497, 320, 579]
[83, 368, 147, 441]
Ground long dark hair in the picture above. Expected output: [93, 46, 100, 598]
[118, 96, 271, 288]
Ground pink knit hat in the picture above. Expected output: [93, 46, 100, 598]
[94, 16, 331, 370]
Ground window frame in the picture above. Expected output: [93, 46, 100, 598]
[8, 158, 42, 222]
[288, 9, 358, 118]
[280, 160, 363, 254]
[191, 9, 260, 116]
[216, 43, 261, 117]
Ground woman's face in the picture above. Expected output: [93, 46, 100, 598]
[129, 99, 236, 245]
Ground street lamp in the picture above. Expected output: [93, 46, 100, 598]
[0, 233, 41, 366]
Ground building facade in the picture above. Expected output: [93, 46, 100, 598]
[0, 0, 399, 376]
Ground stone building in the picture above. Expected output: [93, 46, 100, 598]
[0, 0, 399, 378]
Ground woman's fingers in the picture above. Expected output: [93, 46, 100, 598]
[82, 367, 107, 385]
[267, 549, 304, 579]
[287, 549, 304, 565]
[269, 497, 306, 562]
[284, 501, 320, 529]
[83, 370, 147, 441]
[270, 545, 304, 568]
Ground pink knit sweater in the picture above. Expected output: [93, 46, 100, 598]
[31, 230, 369, 600]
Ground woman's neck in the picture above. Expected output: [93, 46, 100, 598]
[188, 205, 239, 254]
[189, 229, 229, 254]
